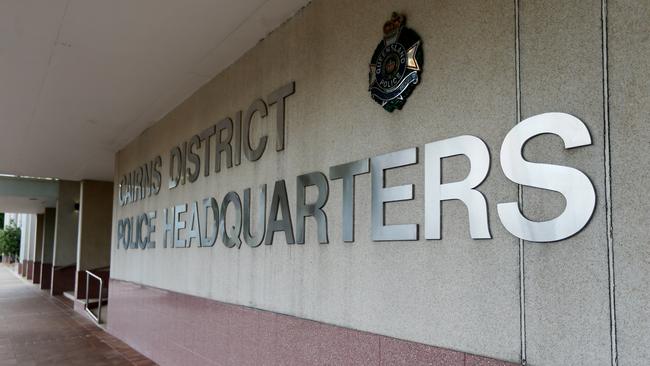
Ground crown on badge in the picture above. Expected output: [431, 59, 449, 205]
[383, 12, 405, 39]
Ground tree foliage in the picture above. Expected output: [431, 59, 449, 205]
[0, 222, 21, 257]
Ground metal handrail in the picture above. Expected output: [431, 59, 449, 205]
[84, 270, 103, 323]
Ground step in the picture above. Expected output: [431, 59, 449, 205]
[85, 299, 109, 309]
[62, 291, 76, 302]
[84, 301, 109, 325]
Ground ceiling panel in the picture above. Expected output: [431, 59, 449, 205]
[0, 0, 310, 181]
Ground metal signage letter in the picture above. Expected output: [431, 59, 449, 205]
[424, 135, 491, 240]
[497, 112, 596, 242]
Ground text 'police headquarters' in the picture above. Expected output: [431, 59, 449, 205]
[116, 81, 596, 251]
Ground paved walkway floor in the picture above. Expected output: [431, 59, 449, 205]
[0, 264, 156, 366]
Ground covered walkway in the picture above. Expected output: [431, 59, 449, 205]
[0, 264, 154, 366]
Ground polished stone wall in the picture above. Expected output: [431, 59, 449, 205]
[108, 279, 515, 366]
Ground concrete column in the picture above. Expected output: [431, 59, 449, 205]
[2, 214, 13, 264]
[75, 180, 113, 299]
[23, 215, 29, 277]
[3, 213, 14, 227]
[19, 214, 30, 276]
[17, 214, 26, 275]
[2, 214, 10, 264]
[26, 214, 36, 280]
[520, 2, 609, 363]
[610, 1, 650, 361]
[51, 180, 80, 296]
[32, 214, 44, 284]
[40, 208, 56, 290]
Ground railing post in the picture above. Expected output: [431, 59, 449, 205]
[84, 270, 104, 324]
[97, 276, 103, 323]
[85, 272, 90, 312]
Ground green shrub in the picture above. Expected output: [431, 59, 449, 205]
[0, 222, 21, 258]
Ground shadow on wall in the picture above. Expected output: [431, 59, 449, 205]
[51, 264, 76, 295]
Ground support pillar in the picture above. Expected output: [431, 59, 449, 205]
[51, 180, 80, 296]
[18, 214, 27, 276]
[40, 208, 56, 290]
[32, 214, 44, 284]
[26, 214, 36, 280]
[75, 180, 113, 300]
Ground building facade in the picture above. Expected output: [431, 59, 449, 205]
[107, 1, 649, 365]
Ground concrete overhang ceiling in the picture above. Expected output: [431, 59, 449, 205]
[0, 176, 58, 214]
[0, 0, 310, 182]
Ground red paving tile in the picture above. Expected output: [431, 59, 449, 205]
[0, 264, 156, 366]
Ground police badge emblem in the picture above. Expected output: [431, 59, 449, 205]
[369, 13, 423, 112]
